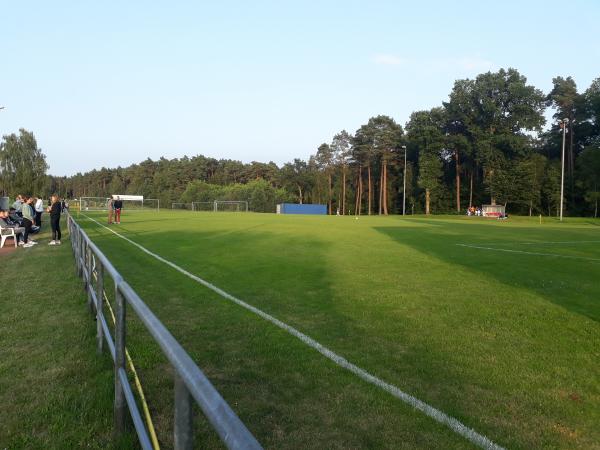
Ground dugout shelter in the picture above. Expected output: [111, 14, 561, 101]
[482, 204, 506, 217]
[276, 203, 327, 215]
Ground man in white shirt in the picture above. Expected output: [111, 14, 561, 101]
[34, 197, 44, 226]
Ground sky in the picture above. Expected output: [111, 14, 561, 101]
[1, 0, 599, 176]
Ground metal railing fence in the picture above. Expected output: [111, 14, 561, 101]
[67, 213, 261, 450]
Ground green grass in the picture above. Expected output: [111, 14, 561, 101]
[0, 221, 135, 449]
[5, 211, 599, 449]
[73, 210, 600, 449]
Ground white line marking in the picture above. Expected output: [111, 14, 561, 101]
[459, 240, 600, 246]
[83, 215, 504, 450]
[456, 244, 600, 262]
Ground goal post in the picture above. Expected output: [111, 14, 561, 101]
[192, 201, 215, 212]
[172, 202, 193, 210]
[187, 200, 249, 212]
[214, 200, 248, 212]
[78, 195, 157, 212]
[79, 197, 111, 211]
[142, 198, 160, 211]
[482, 204, 506, 218]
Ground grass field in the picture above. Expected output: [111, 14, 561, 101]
[74, 210, 599, 449]
[0, 221, 136, 449]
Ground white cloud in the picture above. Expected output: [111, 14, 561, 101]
[372, 53, 494, 74]
[372, 54, 406, 66]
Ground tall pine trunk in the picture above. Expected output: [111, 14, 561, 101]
[342, 168, 346, 215]
[378, 165, 383, 215]
[328, 172, 332, 215]
[455, 151, 460, 212]
[358, 166, 363, 215]
[425, 189, 430, 215]
[367, 166, 372, 215]
[383, 160, 388, 215]
[469, 170, 474, 207]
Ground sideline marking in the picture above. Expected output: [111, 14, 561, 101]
[456, 243, 600, 262]
[458, 240, 600, 246]
[84, 215, 504, 450]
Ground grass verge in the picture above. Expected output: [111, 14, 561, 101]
[0, 221, 134, 449]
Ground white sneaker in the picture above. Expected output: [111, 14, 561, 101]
[23, 242, 34, 248]
[18, 241, 24, 246]
[56, 240, 61, 245]
[31, 240, 38, 245]
[48, 240, 56, 245]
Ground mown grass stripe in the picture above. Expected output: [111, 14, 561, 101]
[83, 214, 504, 450]
[456, 243, 600, 262]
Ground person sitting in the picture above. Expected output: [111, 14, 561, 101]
[0, 209, 25, 245]
[8, 207, 23, 225]
[12, 195, 24, 217]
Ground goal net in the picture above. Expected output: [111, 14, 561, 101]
[190, 200, 249, 212]
[172, 202, 193, 210]
[78, 195, 157, 212]
[192, 201, 215, 212]
[482, 204, 506, 217]
[79, 197, 111, 211]
[215, 201, 248, 212]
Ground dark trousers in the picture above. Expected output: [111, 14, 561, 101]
[35, 211, 42, 227]
[51, 217, 61, 241]
[22, 218, 33, 243]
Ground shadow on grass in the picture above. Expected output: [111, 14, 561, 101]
[76, 221, 484, 449]
[375, 219, 600, 322]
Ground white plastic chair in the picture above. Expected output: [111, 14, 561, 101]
[1, 226, 17, 248]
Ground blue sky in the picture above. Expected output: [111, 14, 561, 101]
[1, 0, 599, 176]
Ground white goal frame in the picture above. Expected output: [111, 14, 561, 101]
[190, 200, 248, 212]
[482, 204, 506, 218]
[79, 197, 111, 211]
[172, 202, 193, 210]
[215, 200, 248, 212]
[191, 201, 215, 211]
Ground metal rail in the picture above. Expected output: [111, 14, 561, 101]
[67, 214, 262, 450]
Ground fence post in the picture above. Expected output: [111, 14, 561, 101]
[174, 371, 194, 450]
[114, 284, 127, 435]
[87, 247, 94, 314]
[96, 262, 104, 354]
[75, 228, 82, 277]
[78, 233, 85, 278]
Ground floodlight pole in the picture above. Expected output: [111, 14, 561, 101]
[402, 145, 407, 216]
[560, 118, 568, 221]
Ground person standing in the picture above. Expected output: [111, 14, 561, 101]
[34, 196, 44, 226]
[21, 196, 37, 247]
[107, 196, 114, 224]
[47, 194, 62, 245]
[113, 196, 123, 224]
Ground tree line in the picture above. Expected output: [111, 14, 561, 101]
[2, 68, 599, 216]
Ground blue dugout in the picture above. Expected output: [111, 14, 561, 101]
[277, 203, 327, 215]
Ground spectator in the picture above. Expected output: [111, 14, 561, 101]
[12, 195, 24, 215]
[0, 209, 25, 245]
[9, 208, 23, 225]
[107, 196, 114, 224]
[113, 196, 123, 224]
[20, 196, 38, 247]
[47, 194, 62, 245]
[34, 196, 44, 227]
